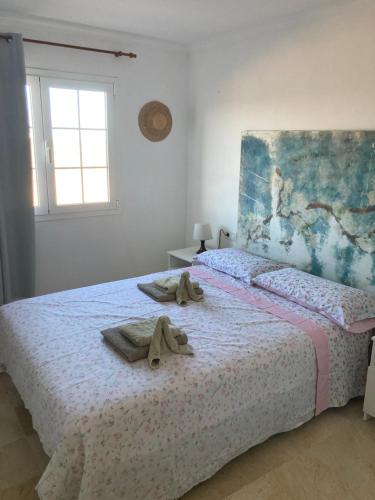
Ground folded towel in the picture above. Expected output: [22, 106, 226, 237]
[101, 325, 188, 363]
[175, 271, 204, 306]
[137, 282, 203, 303]
[119, 317, 162, 346]
[119, 317, 187, 347]
[148, 315, 193, 369]
[153, 271, 203, 306]
[153, 274, 200, 295]
[101, 328, 149, 362]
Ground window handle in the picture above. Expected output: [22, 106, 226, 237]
[46, 142, 53, 164]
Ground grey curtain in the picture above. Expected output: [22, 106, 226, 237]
[0, 33, 35, 304]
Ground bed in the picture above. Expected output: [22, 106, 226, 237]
[0, 264, 371, 500]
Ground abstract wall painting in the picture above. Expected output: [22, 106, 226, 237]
[237, 131, 375, 293]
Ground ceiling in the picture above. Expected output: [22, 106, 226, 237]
[0, 0, 339, 44]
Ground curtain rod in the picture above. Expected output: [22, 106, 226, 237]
[0, 34, 137, 58]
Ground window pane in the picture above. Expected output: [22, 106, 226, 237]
[49, 88, 79, 128]
[83, 168, 109, 203]
[81, 130, 107, 167]
[55, 169, 82, 205]
[79, 90, 106, 129]
[52, 129, 81, 167]
[32, 169, 39, 207]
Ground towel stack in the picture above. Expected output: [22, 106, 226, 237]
[138, 271, 204, 305]
[101, 316, 193, 369]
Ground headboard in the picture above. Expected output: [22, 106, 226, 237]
[237, 130, 375, 293]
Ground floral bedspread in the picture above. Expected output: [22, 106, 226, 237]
[0, 266, 370, 500]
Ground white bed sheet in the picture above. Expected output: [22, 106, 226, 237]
[0, 266, 370, 500]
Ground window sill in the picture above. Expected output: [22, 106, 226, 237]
[35, 207, 121, 222]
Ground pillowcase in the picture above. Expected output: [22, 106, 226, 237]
[253, 267, 375, 333]
[192, 248, 289, 284]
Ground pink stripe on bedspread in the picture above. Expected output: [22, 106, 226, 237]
[189, 266, 329, 415]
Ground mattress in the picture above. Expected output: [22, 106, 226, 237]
[0, 265, 370, 500]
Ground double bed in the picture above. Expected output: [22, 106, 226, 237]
[0, 263, 371, 500]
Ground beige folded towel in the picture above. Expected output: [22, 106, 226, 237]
[101, 326, 187, 363]
[175, 271, 204, 305]
[137, 282, 204, 303]
[148, 315, 193, 369]
[119, 317, 186, 347]
[118, 316, 193, 369]
[101, 328, 149, 362]
[154, 271, 203, 306]
[154, 274, 200, 295]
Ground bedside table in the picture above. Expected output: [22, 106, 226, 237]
[167, 247, 198, 270]
[364, 336, 375, 420]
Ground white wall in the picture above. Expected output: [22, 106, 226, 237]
[0, 15, 188, 294]
[186, 0, 375, 247]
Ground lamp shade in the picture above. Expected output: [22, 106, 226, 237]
[193, 223, 213, 241]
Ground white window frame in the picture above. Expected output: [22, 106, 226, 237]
[26, 68, 119, 220]
[27, 74, 49, 216]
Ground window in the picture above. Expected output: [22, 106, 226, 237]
[26, 71, 116, 217]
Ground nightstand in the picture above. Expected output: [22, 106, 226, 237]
[364, 336, 375, 420]
[167, 247, 198, 270]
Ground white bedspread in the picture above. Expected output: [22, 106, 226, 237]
[0, 266, 370, 500]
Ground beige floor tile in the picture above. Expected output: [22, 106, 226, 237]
[342, 403, 375, 437]
[334, 397, 365, 422]
[307, 420, 375, 466]
[194, 461, 255, 498]
[224, 432, 295, 485]
[0, 376, 23, 409]
[0, 439, 42, 489]
[304, 425, 375, 499]
[0, 405, 24, 448]
[227, 453, 366, 500]
[182, 431, 297, 499]
[353, 417, 375, 444]
[0, 476, 39, 500]
[271, 408, 352, 456]
[13, 408, 34, 437]
[182, 479, 223, 500]
[25, 435, 49, 471]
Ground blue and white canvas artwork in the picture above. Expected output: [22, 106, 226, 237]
[237, 131, 375, 293]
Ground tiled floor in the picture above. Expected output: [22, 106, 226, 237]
[1, 372, 374, 500]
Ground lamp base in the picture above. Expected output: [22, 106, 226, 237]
[196, 240, 207, 254]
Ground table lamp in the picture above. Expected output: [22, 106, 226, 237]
[193, 223, 213, 254]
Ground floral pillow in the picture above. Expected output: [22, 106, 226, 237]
[192, 248, 289, 284]
[253, 267, 375, 333]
